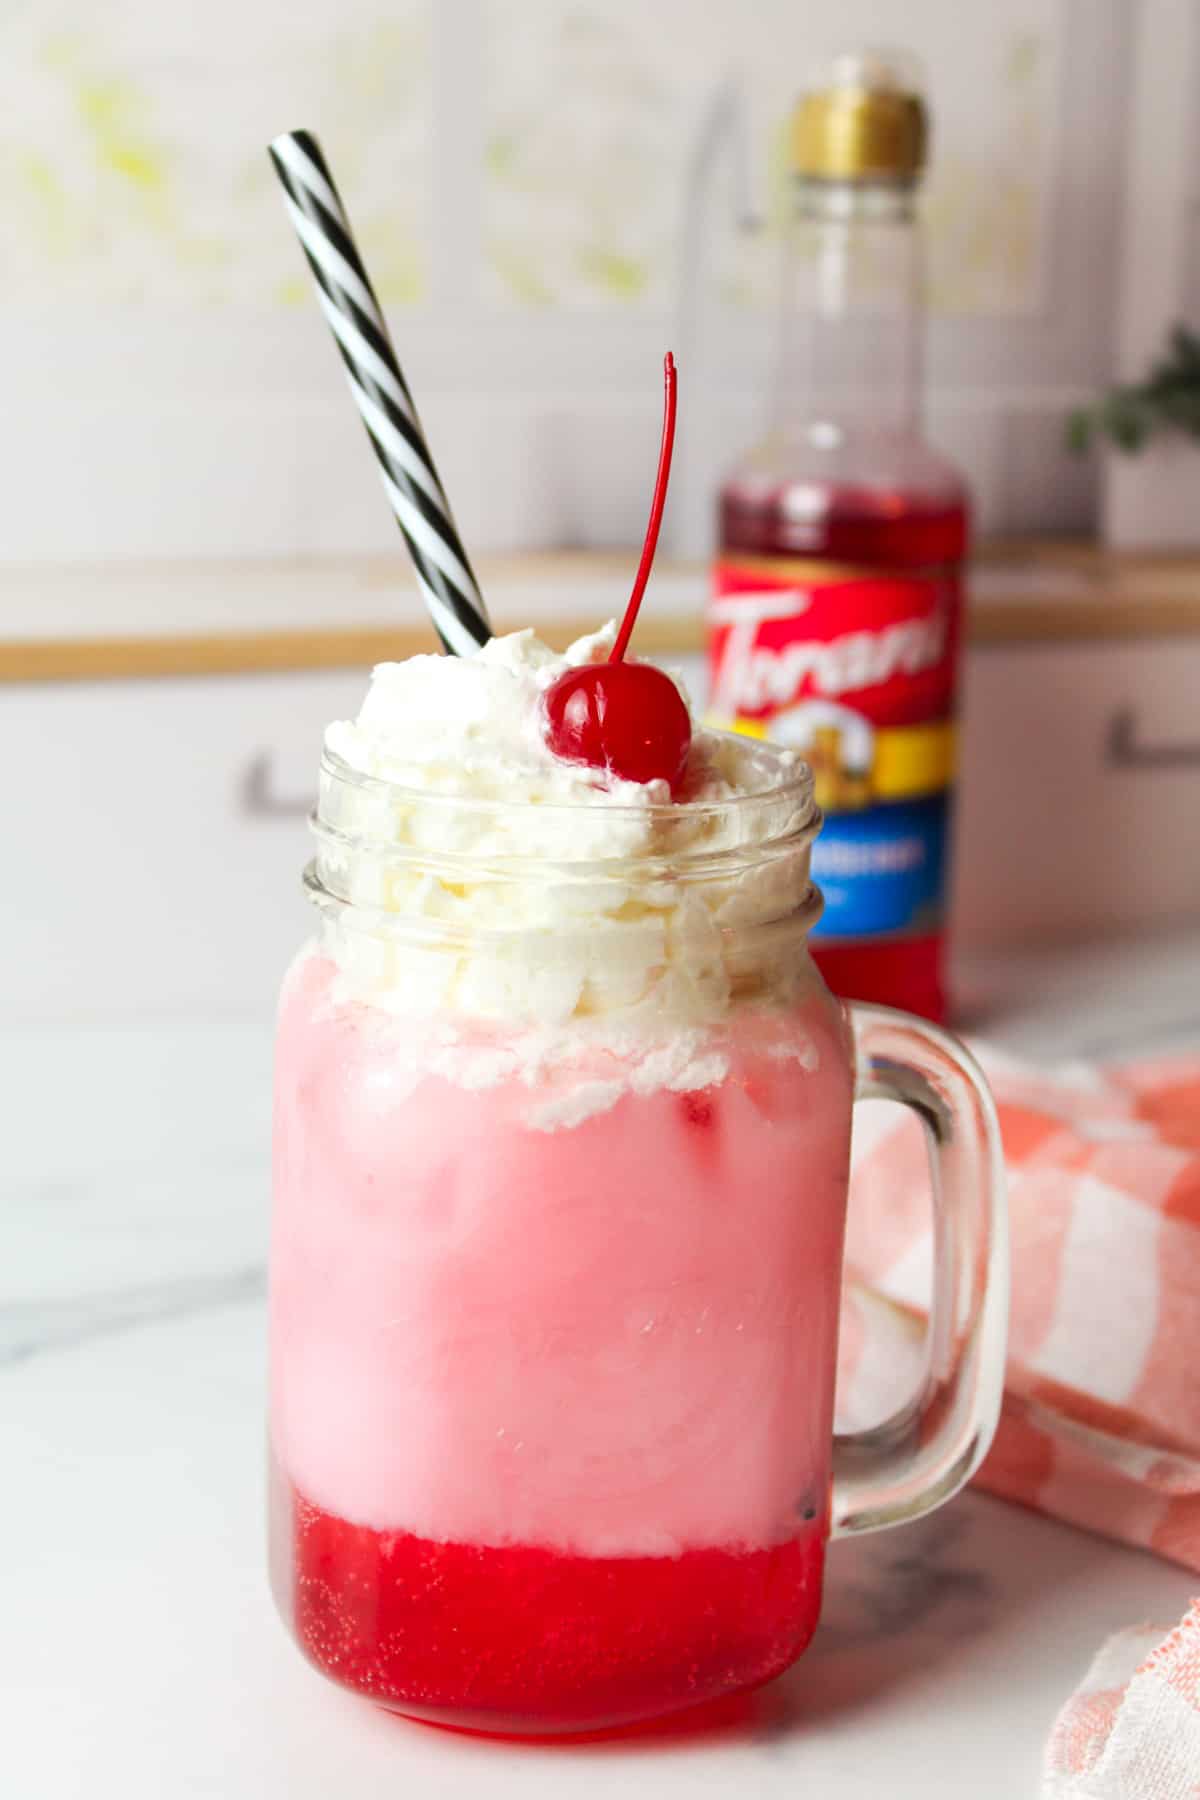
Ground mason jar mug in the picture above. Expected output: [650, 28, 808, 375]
[269, 740, 1007, 1733]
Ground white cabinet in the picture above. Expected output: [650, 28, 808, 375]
[5, 636, 1198, 1020]
[954, 639, 1200, 945]
[2, 671, 365, 1023]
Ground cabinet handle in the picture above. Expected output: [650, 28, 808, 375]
[1106, 707, 1200, 770]
[239, 751, 313, 818]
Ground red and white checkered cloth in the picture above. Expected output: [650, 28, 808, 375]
[1044, 1602, 1200, 1798]
[840, 1047, 1200, 1795]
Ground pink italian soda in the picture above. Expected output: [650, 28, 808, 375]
[269, 625, 852, 1732]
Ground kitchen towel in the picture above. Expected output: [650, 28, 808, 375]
[841, 1047, 1200, 1796]
[840, 1048, 1200, 1569]
[1043, 1600, 1200, 1798]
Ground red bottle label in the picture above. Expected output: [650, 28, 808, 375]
[709, 557, 963, 940]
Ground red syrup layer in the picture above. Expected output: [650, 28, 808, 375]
[284, 1482, 826, 1734]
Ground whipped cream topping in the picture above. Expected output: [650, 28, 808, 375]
[325, 623, 793, 826]
[327, 623, 640, 805]
[309, 628, 819, 1104]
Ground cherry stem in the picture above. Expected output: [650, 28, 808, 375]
[610, 352, 678, 664]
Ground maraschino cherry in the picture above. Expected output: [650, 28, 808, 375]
[542, 353, 692, 793]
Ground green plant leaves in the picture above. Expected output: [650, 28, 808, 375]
[1066, 320, 1200, 455]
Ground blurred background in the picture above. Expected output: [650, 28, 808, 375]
[2, 0, 1199, 1022]
[0, 0, 1139, 556]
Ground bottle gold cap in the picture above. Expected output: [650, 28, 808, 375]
[792, 51, 927, 183]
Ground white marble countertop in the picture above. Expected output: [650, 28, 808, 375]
[7, 929, 1200, 1799]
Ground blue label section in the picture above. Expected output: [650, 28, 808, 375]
[810, 795, 949, 940]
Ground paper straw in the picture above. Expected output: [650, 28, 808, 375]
[268, 129, 491, 657]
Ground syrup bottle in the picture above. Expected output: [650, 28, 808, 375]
[710, 52, 967, 1022]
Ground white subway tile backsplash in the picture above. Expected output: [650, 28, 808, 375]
[0, 0, 1140, 560]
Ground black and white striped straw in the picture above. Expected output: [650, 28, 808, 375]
[268, 128, 491, 657]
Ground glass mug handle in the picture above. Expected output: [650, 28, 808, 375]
[832, 1004, 1010, 1538]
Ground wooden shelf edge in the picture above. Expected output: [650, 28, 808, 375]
[4, 597, 1200, 684]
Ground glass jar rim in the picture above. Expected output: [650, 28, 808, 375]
[308, 732, 823, 961]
